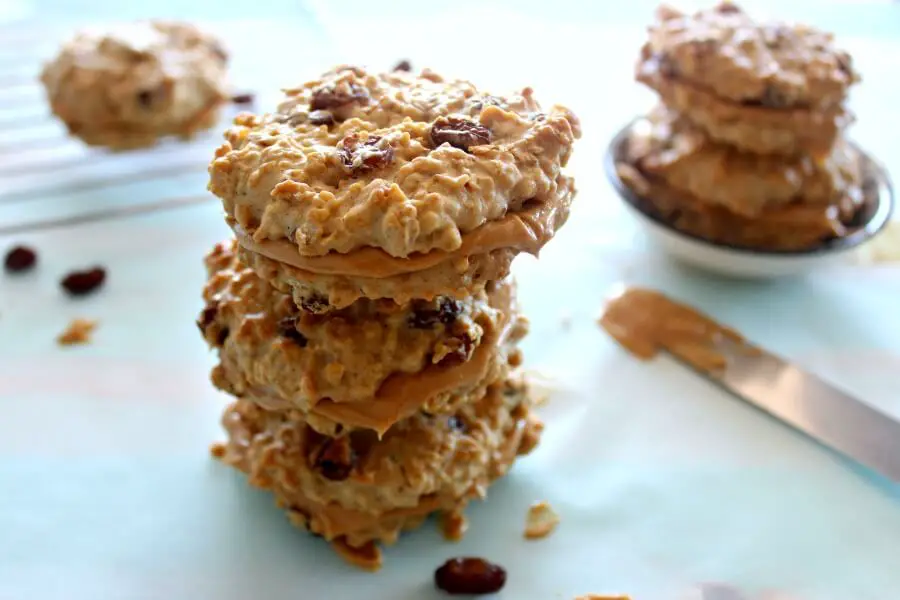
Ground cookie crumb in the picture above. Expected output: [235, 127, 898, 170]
[524, 501, 559, 539]
[57, 318, 98, 346]
[393, 59, 412, 72]
[210, 443, 226, 458]
[331, 538, 383, 571]
[439, 510, 468, 541]
[4, 245, 37, 273]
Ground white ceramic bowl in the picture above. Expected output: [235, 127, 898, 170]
[605, 118, 895, 279]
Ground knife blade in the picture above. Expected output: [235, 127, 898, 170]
[698, 336, 900, 483]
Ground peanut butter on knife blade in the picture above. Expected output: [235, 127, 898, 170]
[598, 287, 759, 373]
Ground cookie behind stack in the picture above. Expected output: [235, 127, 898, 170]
[41, 21, 229, 149]
[197, 66, 580, 569]
[621, 2, 864, 251]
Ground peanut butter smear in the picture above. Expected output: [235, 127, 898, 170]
[598, 287, 755, 373]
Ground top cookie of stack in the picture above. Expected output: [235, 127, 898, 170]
[636, 1, 858, 156]
[209, 65, 580, 311]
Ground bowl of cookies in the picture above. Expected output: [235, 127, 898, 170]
[606, 2, 894, 278]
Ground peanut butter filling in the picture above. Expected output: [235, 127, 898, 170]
[232, 176, 573, 279]
[599, 287, 757, 373]
[311, 329, 500, 435]
[249, 280, 518, 435]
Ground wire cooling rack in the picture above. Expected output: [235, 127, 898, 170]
[0, 22, 247, 238]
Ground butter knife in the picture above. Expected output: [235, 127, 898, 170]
[705, 336, 900, 483]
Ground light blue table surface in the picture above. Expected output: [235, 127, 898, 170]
[1, 2, 899, 599]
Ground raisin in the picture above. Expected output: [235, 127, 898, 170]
[447, 416, 467, 433]
[60, 267, 106, 296]
[310, 84, 369, 111]
[408, 297, 462, 329]
[835, 53, 853, 77]
[437, 298, 462, 324]
[136, 90, 155, 108]
[196, 304, 218, 336]
[4, 245, 37, 273]
[300, 294, 330, 314]
[349, 429, 378, 457]
[278, 316, 308, 347]
[337, 134, 394, 174]
[308, 110, 334, 126]
[314, 437, 356, 481]
[716, 1, 742, 14]
[654, 52, 679, 77]
[745, 84, 790, 108]
[430, 117, 492, 152]
[434, 557, 506, 595]
[230, 92, 255, 104]
[408, 310, 435, 329]
[393, 59, 412, 72]
[196, 304, 228, 347]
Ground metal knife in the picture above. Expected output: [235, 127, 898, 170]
[697, 336, 900, 483]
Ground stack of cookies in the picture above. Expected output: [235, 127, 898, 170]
[620, 2, 864, 251]
[197, 65, 580, 569]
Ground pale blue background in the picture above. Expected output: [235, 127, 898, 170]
[1, 2, 899, 599]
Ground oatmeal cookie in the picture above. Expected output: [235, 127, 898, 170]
[617, 159, 865, 251]
[41, 20, 228, 149]
[199, 240, 526, 435]
[627, 106, 862, 217]
[208, 65, 580, 259]
[214, 376, 543, 563]
[636, 2, 858, 155]
[235, 173, 573, 310]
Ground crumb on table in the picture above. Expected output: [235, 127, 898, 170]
[524, 500, 560, 539]
[209, 443, 226, 458]
[57, 318, 98, 346]
[439, 510, 468, 541]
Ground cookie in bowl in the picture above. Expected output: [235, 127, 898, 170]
[609, 2, 892, 278]
[636, 1, 859, 156]
[619, 105, 867, 252]
[607, 114, 893, 278]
